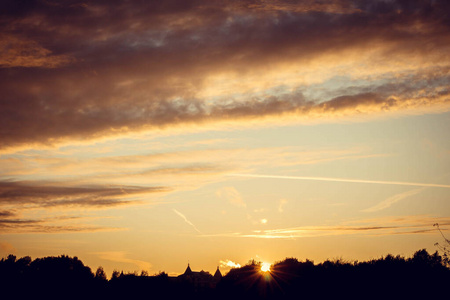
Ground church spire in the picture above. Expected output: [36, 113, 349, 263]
[214, 266, 222, 280]
[184, 263, 193, 275]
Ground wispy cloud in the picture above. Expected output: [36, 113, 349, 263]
[173, 209, 202, 234]
[216, 187, 246, 208]
[203, 216, 450, 239]
[0, 146, 376, 178]
[95, 251, 151, 272]
[0, 146, 382, 234]
[362, 188, 426, 212]
[220, 259, 241, 269]
[278, 199, 288, 213]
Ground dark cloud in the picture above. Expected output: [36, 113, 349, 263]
[0, 218, 40, 225]
[1, 0, 449, 150]
[321, 226, 399, 231]
[0, 210, 15, 217]
[0, 180, 169, 232]
[0, 217, 118, 233]
[0, 180, 169, 208]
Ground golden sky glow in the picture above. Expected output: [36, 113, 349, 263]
[1, 0, 450, 276]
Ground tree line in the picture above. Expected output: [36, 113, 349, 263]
[1, 249, 449, 300]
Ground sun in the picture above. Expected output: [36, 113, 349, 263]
[261, 262, 271, 272]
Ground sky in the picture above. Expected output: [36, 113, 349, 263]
[1, 0, 450, 277]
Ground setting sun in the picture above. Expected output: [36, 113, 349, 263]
[261, 262, 271, 273]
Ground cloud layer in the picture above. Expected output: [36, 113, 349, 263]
[1, 0, 450, 150]
[0, 180, 169, 233]
[205, 216, 450, 239]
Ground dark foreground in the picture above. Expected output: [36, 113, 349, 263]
[1, 249, 449, 300]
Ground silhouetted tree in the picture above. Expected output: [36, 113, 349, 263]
[6, 254, 16, 263]
[1, 250, 449, 300]
[155, 271, 168, 278]
[434, 223, 450, 266]
[111, 269, 120, 280]
[95, 266, 107, 281]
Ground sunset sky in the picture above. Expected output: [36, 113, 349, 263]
[1, 0, 450, 277]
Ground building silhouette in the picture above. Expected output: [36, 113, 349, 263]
[176, 263, 222, 290]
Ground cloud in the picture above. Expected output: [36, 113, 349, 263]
[278, 199, 288, 213]
[1, 0, 450, 150]
[243, 0, 359, 14]
[0, 242, 15, 254]
[0, 180, 168, 233]
[173, 209, 202, 234]
[0, 147, 386, 216]
[95, 251, 152, 272]
[0, 145, 380, 225]
[0, 33, 74, 68]
[216, 186, 246, 208]
[203, 215, 450, 239]
[0, 210, 124, 234]
[0, 210, 15, 218]
[0, 145, 375, 178]
[0, 218, 121, 234]
[362, 188, 426, 212]
[220, 259, 241, 269]
[0, 180, 169, 208]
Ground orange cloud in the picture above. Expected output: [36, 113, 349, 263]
[0, 34, 74, 68]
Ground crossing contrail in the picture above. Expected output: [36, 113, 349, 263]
[229, 174, 450, 189]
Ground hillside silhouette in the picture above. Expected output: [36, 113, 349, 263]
[1, 249, 449, 300]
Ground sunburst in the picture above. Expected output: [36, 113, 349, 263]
[261, 262, 271, 272]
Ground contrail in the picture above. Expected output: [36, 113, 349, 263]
[229, 174, 450, 189]
[173, 209, 202, 234]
